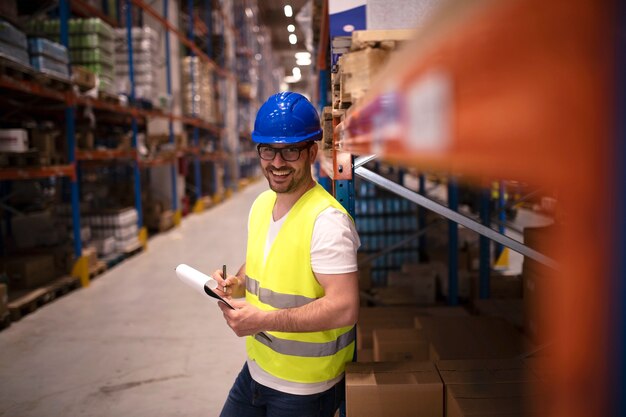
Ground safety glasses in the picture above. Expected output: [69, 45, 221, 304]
[257, 142, 314, 162]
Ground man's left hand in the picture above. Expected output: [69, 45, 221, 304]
[218, 299, 269, 337]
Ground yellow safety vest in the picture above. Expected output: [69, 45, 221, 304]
[245, 183, 356, 384]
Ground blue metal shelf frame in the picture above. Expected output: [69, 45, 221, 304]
[164, 0, 180, 212]
[187, 0, 201, 204]
[60, 0, 82, 258]
[125, 0, 144, 228]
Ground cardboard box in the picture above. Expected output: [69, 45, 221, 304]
[0, 129, 28, 152]
[470, 271, 523, 299]
[427, 246, 471, 271]
[472, 299, 524, 330]
[346, 361, 443, 417]
[340, 47, 390, 104]
[386, 271, 436, 304]
[357, 348, 374, 362]
[358, 306, 470, 349]
[437, 269, 471, 299]
[3, 255, 56, 289]
[373, 328, 429, 362]
[446, 382, 537, 417]
[436, 359, 537, 385]
[11, 211, 61, 249]
[357, 306, 423, 349]
[415, 316, 531, 360]
[357, 252, 372, 291]
[522, 268, 553, 344]
[30, 129, 61, 164]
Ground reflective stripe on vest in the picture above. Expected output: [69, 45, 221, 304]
[246, 276, 317, 309]
[254, 326, 355, 357]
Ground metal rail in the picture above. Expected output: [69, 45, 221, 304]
[355, 166, 559, 270]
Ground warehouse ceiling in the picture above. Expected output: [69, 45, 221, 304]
[256, 0, 318, 95]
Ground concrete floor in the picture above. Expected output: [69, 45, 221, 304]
[0, 179, 269, 417]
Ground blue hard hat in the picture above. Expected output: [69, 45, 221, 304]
[252, 92, 323, 144]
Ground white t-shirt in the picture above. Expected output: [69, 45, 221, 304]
[246, 205, 360, 395]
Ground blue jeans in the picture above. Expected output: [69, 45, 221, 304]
[219, 363, 345, 417]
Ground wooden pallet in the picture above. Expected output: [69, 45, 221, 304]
[103, 242, 143, 269]
[8, 275, 80, 322]
[98, 90, 120, 104]
[89, 260, 107, 280]
[33, 71, 72, 91]
[0, 56, 36, 82]
[0, 150, 41, 167]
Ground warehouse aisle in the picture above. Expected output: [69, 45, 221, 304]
[0, 180, 268, 417]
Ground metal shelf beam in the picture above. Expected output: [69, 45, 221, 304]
[355, 166, 558, 270]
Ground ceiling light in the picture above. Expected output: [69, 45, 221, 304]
[292, 67, 301, 76]
[255, 53, 262, 61]
[284, 5, 293, 17]
[245, 8, 253, 18]
[294, 52, 310, 60]
[287, 24, 295, 32]
[296, 57, 311, 66]
[289, 34, 297, 45]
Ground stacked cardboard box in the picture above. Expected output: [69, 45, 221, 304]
[2, 255, 56, 289]
[333, 30, 413, 108]
[346, 361, 443, 417]
[357, 306, 469, 357]
[438, 359, 546, 417]
[415, 316, 531, 361]
[115, 27, 159, 102]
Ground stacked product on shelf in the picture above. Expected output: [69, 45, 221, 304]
[0, 19, 29, 67]
[354, 178, 420, 286]
[28, 37, 69, 80]
[115, 27, 159, 104]
[26, 18, 116, 94]
[182, 56, 218, 123]
[83, 208, 140, 257]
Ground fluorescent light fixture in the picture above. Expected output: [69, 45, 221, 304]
[245, 8, 253, 18]
[284, 5, 293, 17]
[287, 24, 295, 32]
[292, 67, 301, 76]
[289, 34, 297, 45]
[255, 53, 262, 61]
[294, 52, 310, 60]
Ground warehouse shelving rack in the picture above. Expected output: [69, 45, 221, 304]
[323, 0, 615, 415]
[0, 0, 255, 289]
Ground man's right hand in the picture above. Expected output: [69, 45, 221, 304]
[212, 269, 244, 298]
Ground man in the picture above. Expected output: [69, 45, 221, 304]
[212, 92, 360, 417]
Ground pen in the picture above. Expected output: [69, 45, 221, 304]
[222, 264, 227, 293]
